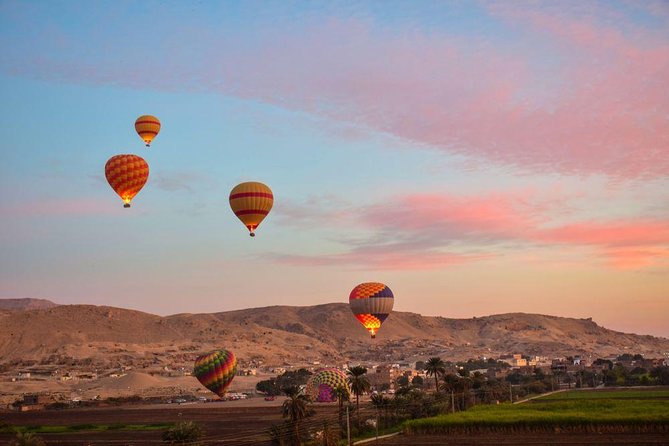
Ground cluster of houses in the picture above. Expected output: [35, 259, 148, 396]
[333, 353, 669, 391]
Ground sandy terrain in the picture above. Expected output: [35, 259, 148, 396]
[0, 372, 270, 406]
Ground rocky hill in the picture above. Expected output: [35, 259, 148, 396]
[1, 303, 667, 370]
[0, 298, 58, 311]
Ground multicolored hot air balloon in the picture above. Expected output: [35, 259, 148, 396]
[229, 182, 274, 237]
[134, 115, 161, 147]
[105, 154, 149, 208]
[349, 282, 394, 339]
[193, 350, 237, 398]
[305, 368, 350, 403]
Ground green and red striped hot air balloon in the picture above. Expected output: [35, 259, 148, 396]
[193, 350, 237, 398]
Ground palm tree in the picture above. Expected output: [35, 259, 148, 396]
[162, 421, 203, 445]
[425, 357, 446, 392]
[9, 432, 46, 446]
[347, 366, 370, 427]
[332, 384, 350, 427]
[282, 385, 310, 445]
[370, 393, 390, 429]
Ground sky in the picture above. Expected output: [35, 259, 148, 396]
[0, 0, 668, 337]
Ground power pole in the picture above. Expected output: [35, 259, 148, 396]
[346, 404, 351, 446]
[451, 391, 455, 413]
[509, 384, 513, 403]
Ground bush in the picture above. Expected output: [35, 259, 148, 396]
[162, 421, 204, 445]
[9, 431, 46, 446]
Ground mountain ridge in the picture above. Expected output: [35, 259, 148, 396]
[1, 302, 667, 369]
[0, 298, 59, 311]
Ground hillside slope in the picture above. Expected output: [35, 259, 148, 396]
[0, 298, 58, 311]
[1, 303, 667, 369]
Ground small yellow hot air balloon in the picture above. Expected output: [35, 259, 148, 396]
[105, 154, 149, 208]
[229, 182, 273, 237]
[135, 115, 161, 147]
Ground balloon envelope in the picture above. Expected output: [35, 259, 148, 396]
[349, 282, 394, 338]
[305, 368, 350, 402]
[135, 115, 161, 147]
[193, 350, 237, 398]
[105, 154, 149, 208]
[229, 182, 273, 236]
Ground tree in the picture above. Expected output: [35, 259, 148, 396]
[281, 385, 311, 445]
[370, 393, 390, 428]
[411, 375, 424, 387]
[162, 421, 203, 445]
[650, 366, 669, 385]
[9, 432, 46, 446]
[347, 366, 371, 428]
[425, 357, 446, 392]
[396, 375, 409, 388]
[332, 384, 349, 428]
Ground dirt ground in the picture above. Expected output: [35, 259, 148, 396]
[0, 400, 341, 445]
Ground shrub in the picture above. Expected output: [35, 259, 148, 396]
[162, 421, 204, 445]
[9, 431, 46, 446]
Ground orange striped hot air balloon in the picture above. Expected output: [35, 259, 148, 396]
[134, 115, 161, 147]
[105, 154, 149, 208]
[229, 182, 273, 237]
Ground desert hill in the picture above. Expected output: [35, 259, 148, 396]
[0, 298, 58, 311]
[1, 303, 667, 371]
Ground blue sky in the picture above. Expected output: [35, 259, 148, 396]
[1, 0, 668, 337]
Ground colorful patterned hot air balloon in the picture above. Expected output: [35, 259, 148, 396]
[105, 154, 149, 208]
[193, 350, 237, 398]
[349, 282, 394, 339]
[305, 368, 350, 402]
[229, 182, 274, 237]
[134, 115, 161, 147]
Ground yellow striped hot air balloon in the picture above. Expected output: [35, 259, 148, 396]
[229, 182, 273, 237]
[105, 154, 149, 208]
[134, 115, 161, 147]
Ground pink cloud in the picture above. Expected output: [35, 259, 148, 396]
[538, 221, 669, 247]
[4, 5, 667, 178]
[271, 246, 492, 271]
[272, 191, 669, 270]
[601, 247, 669, 269]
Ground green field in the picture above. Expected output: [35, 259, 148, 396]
[404, 390, 669, 434]
[537, 388, 669, 400]
[0, 423, 172, 434]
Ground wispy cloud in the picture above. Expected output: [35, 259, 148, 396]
[3, 3, 667, 178]
[1, 198, 116, 217]
[270, 191, 669, 270]
[152, 171, 218, 193]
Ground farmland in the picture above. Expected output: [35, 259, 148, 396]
[394, 387, 669, 445]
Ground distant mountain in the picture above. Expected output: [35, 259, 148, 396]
[0, 298, 58, 311]
[1, 303, 667, 369]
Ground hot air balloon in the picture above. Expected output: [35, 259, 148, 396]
[305, 368, 350, 402]
[134, 115, 161, 147]
[229, 182, 273, 237]
[349, 282, 394, 339]
[193, 350, 237, 398]
[105, 154, 149, 208]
